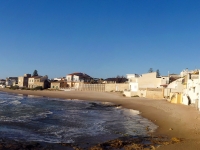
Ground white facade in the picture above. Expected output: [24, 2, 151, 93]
[180, 69, 196, 77]
[129, 82, 138, 91]
[73, 75, 81, 82]
[0, 85, 5, 88]
[54, 77, 65, 81]
[164, 78, 184, 98]
[66, 75, 71, 81]
[160, 76, 169, 85]
[182, 72, 200, 106]
[6, 80, 14, 86]
[54, 78, 62, 81]
[66, 75, 85, 82]
[167, 78, 184, 91]
[186, 79, 199, 104]
[127, 72, 167, 92]
[66, 73, 91, 82]
[124, 72, 167, 98]
[198, 74, 200, 110]
[126, 74, 140, 82]
[126, 74, 139, 91]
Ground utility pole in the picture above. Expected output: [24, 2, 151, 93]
[168, 71, 170, 84]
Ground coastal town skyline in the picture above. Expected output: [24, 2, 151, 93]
[1, 0, 200, 79]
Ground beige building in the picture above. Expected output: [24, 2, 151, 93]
[128, 72, 169, 91]
[51, 82, 61, 89]
[51, 80, 69, 89]
[164, 78, 184, 99]
[139, 72, 168, 88]
[18, 74, 31, 87]
[124, 72, 169, 99]
[28, 75, 49, 89]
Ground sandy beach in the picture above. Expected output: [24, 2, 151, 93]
[0, 88, 200, 150]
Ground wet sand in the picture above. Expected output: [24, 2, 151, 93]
[0, 88, 200, 149]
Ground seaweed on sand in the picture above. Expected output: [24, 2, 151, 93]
[89, 135, 184, 150]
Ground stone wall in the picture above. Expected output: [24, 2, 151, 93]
[105, 83, 129, 92]
[33, 82, 44, 88]
[170, 93, 182, 104]
[137, 89, 147, 97]
[145, 88, 163, 99]
[78, 84, 105, 91]
[77, 83, 129, 92]
[51, 82, 60, 89]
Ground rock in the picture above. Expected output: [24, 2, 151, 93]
[169, 128, 173, 130]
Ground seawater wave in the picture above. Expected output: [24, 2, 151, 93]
[0, 91, 158, 144]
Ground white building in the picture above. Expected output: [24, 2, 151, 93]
[126, 74, 140, 91]
[164, 78, 184, 100]
[180, 69, 194, 77]
[0, 85, 5, 88]
[54, 77, 66, 81]
[167, 78, 184, 91]
[127, 72, 169, 92]
[198, 74, 200, 110]
[5, 77, 18, 87]
[124, 72, 169, 98]
[66, 72, 92, 88]
[182, 71, 200, 106]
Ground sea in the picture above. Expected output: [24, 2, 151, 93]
[0, 91, 158, 145]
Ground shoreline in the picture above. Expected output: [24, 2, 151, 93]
[0, 88, 200, 149]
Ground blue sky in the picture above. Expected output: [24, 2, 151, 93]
[0, 0, 200, 79]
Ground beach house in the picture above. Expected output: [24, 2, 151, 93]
[28, 75, 50, 89]
[124, 72, 169, 99]
[18, 74, 31, 87]
[0, 79, 6, 85]
[0, 79, 6, 88]
[5, 77, 18, 87]
[51, 78, 69, 90]
[66, 72, 93, 88]
[182, 70, 199, 107]
[198, 73, 200, 110]
[164, 77, 184, 103]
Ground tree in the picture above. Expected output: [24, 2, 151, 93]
[116, 75, 127, 83]
[89, 78, 95, 84]
[32, 70, 38, 76]
[98, 78, 104, 84]
[148, 68, 153, 73]
[156, 69, 160, 77]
